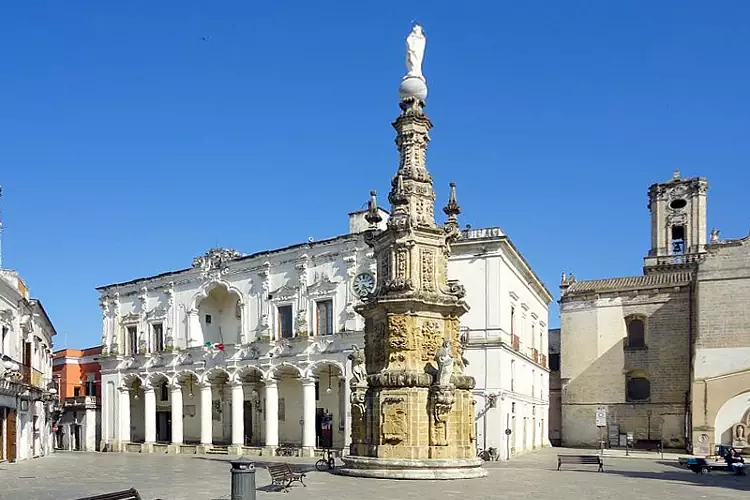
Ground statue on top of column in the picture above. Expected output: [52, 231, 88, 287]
[405, 25, 426, 80]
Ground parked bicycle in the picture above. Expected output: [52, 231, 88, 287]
[477, 446, 499, 462]
[315, 449, 337, 471]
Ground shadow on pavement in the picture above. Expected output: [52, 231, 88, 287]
[604, 467, 750, 492]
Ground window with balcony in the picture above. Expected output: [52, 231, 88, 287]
[278, 305, 293, 339]
[127, 326, 138, 355]
[74, 387, 81, 397]
[316, 300, 334, 336]
[152, 323, 164, 352]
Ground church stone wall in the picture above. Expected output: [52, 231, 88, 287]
[561, 288, 691, 448]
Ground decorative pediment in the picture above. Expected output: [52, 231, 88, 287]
[192, 248, 243, 279]
[0, 309, 13, 326]
[121, 312, 140, 324]
[308, 274, 339, 298]
[270, 283, 299, 302]
[147, 306, 168, 321]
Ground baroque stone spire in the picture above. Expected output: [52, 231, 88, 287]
[342, 25, 483, 479]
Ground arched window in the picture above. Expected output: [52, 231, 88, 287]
[626, 316, 646, 348]
[626, 371, 650, 401]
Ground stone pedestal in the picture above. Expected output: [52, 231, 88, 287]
[339, 456, 487, 480]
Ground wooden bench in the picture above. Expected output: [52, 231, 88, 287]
[75, 488, 142, 500]
[268, 463, 307, 492]
[557, 455, 604, 472]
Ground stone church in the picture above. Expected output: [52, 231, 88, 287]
[559, 171, 750, 454]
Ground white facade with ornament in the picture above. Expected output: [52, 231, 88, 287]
[97, 212, 551, 459]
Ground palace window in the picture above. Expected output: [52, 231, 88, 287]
[152, 323, 164, 352]
[626, 371, 651, 401]
[1, 326, 7, 353]
[531, 323, 536, 349]
[625, 316, 646, 349]
[278, 305, 293, 339]
[74, 387, 81, 397]
[510, 359, 516, 392]
[85, 374, 96, 397]
[316, 300, 334, 336]
[160, 381, 169, 402]
[127, 326, 138, 355]
[510, 305, 516, 335]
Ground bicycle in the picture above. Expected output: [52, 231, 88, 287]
[477, 446, 499, 462]
[315, 448, 336, 471]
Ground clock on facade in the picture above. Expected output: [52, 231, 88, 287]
[352, 272, 376, 298]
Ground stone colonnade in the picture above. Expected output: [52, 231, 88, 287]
[114, 363, 346, 456]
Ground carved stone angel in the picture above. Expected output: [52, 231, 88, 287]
[348, 345, 368, 386]
[434, 340, 455, 387]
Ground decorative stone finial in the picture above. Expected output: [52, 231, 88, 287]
[710, 228, 721, 243]
[443, 182, 461, 220]
[364, 190, 383, 227]
[672, 170, 681, 180]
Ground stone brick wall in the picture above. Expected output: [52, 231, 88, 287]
[560, 285, 691, 447]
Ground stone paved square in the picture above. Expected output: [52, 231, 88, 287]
[0, 449, 748, 500]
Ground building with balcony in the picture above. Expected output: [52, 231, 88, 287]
[559, 171, 750, 454]
[0, 269, 56, 462]
[97, 210, 550, 458]
[52, 346, 102, 451]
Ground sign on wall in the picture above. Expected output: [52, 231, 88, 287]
[595, 406, 607, 427]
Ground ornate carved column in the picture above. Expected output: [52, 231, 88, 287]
[143, 384, 156, 443]
[187, 309, 201, 347]
[263, 378, 279, 449]
[138, 287, 148, 353]
[231, 382, 244, 446]
[200, 383, 213, 445]
[170, 383, 183, 445]
[111, 293, 121, 355]
[301, 377, 316, 453]
[295, 255, 309, 336]
[100, 297, 110, 355]
[340, 24, 484, 479]
[258, 262, 271, 337]
[166, 282, 175, 350]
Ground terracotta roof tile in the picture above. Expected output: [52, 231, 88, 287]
[564, 271, 693, 296]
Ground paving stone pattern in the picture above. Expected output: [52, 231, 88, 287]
[0, 448, 747, 500]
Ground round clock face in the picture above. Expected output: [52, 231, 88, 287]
[352, 272, 376, 298]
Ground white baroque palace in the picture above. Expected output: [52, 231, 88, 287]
[1, 270, 57, 462]
[98, 212, 551, 458]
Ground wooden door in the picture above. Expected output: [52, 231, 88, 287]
[6, 410, 16, 462]
[243, 401, 252, 445]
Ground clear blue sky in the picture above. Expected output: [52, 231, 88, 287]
[1, 1, 748, 348]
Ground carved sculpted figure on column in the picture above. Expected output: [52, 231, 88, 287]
[435, 340, 454, 387]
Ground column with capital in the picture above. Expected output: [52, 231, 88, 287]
[264, 379, 279, 451]
[301, 377, 316, 454]
[231, 382, 244, 446]
[118, 387, 131, 448]
[200, 383, 213, 445]
[144, 385, 156, 445]
[170, 383, 184, 447]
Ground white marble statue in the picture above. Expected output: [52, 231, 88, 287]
[405, 25, 426, 79]
[349, 345, 368, 386]
[435, 340, 455, 386]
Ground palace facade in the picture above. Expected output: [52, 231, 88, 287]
[97, 213, 552, 458]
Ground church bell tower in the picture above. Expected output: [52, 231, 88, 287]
[644, 170, 708, 272]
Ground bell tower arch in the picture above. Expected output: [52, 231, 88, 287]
[644, 170, 708, 271]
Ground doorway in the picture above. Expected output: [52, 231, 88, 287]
[6, 410, 16, 461]
[71, 423, 82, 451]
[243, 401, 253, 445]
[156, 411, 171, 443]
